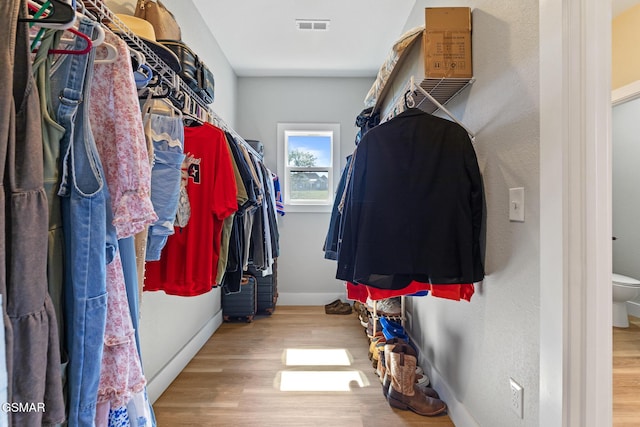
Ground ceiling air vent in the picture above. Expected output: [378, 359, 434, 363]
[295, 19, 331, 31]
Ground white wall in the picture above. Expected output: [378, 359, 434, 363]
[235, 77, 374, 305]
[105, 0, 238, 401]
[397, 2, 541, 427]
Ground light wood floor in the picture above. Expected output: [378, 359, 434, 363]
[153, 306, 454, 426]
[614, 316, 640, 427]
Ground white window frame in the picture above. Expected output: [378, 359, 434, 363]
[277, 123, 340, 213]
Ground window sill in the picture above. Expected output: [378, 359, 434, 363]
[284, 204, 333, 214]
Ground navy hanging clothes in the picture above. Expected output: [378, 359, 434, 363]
[336, 108, 484, 290]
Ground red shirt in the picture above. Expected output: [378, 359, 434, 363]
[145, 123, 237, 296]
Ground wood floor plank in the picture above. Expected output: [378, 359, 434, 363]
[154, 308, 640, 426]
[153, 306, 455, 426]
[614, 316, 640, 426]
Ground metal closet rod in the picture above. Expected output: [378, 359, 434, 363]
[82, 0, 263, 160]
[212, 113, 263, 160]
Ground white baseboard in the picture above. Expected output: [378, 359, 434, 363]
[146, 310, 223, 403]
[409, 331, 479, 427]
[277, 292, 348, 306]
[626, 300, 640, 318]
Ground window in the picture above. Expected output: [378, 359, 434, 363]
[277, 123, 340, 212]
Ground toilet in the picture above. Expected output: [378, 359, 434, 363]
[612, 273, 640, 328]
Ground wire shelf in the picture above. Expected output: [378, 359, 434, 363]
[83, 0, 263, 159]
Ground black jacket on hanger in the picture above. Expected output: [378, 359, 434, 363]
[336, 108, 484, 289]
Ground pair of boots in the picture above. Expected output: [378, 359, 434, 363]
[379, 339, 447, 417]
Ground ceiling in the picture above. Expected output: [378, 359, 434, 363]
[191, 0, 416, 78]
[190, 1, 638, 78]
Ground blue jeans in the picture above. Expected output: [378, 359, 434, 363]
[51, 18, 116, 426]
[144, 114, 185, 260]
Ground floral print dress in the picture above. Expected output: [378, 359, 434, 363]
[88, 29, 158, 426]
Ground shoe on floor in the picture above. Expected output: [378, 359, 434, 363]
[354, 300, 364, 313]
[324, 299, 342, 310]
[325, 302, 352, 315]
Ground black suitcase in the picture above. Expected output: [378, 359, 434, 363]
[246, 260, 278, 315]
[222, 275, 257, 322]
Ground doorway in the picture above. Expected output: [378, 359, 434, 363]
[539, 1, 612, 426]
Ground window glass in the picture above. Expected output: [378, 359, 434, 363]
[289, 171, 330, 201]
[287, 134, 332, 168]
[277, 123, 340, 212]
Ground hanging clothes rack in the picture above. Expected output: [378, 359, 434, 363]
[82, 0, 263, 160]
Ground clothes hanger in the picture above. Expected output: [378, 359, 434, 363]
[129, 49, 154, 87]
[404, 90, 416, 109]
[133, 63, 154, 88]
[27, 1, 63, 48]
[138, 81, 176, 106]
[71, 1, 118, 62]
[22, 0, 76, 30]
[162, 74, 185, 110]
[27, 2, 95, 55]
[31, 25, 92, 55]
[49, 26, 92, 54]
[93, 25, 119, 64]
[168, 88, 185, 111]
[183, 93, 205, 126]
[141, 90, 184, 122]
[94, 42, 118, 63]
[156, 98, 184, 118]
[129, 47, 146, 68]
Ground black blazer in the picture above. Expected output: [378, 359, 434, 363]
[336, 108, 484, 289]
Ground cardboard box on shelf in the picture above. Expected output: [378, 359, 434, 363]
[423, 7, 473, 78]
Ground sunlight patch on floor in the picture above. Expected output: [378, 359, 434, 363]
[276, 348, 369, 391]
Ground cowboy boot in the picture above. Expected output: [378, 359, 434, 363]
[387, 343, 447, 416]
[368, 332, 384, 360]
[371, 335, 388, 369]
[376, 348, 385, 380]
[382, 339, 440, 399]
[381, 338, 402, 396]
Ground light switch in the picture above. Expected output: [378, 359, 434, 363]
[509, 187, 525, 222]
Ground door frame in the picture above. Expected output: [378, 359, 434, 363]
[539, 1, 612, 426]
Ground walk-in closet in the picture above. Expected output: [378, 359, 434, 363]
[0, 0, 626, 426]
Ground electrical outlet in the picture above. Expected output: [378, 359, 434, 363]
[509, 378, 524, 418]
